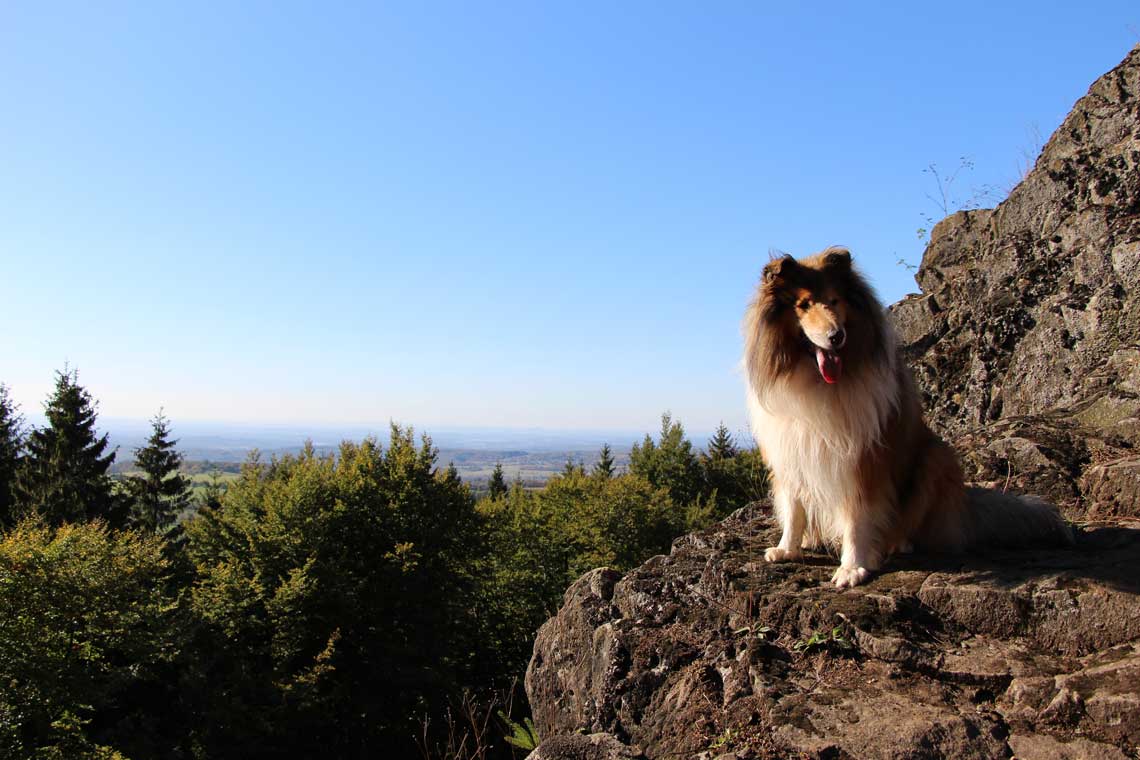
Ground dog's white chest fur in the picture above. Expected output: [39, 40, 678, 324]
[747, 362, 899, 546]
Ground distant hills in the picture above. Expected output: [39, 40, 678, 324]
[89, 419, 694, 485]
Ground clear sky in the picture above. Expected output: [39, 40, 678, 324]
[2, 2, 1136, 435]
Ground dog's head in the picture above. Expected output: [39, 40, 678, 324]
[747, 247, 884, 385]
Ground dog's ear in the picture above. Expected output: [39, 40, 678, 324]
[822, 247, 852, 270]
[763, 254, 798, 284]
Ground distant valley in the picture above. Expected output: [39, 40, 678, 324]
[98, 419, 667, 487]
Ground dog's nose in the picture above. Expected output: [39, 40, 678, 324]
[829, 328, 846, 349]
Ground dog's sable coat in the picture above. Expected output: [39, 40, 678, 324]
[743, 247, 1071, 589]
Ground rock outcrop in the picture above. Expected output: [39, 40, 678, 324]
[891, 45, 1140, 518]
[527, 509, 1140, 758]
[526, 47, 1140, 759]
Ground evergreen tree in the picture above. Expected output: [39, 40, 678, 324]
[561, 457, 584, 477]
[699, 423, 769, 520]
[487, 462, 508, 499]
[707, 423, 739, 460]
[16, 369, 123, 527]
[593, 443, 615, 478]
[127, 410, 192, 534]
[442, 460, 462, 486]
[0, 385, 24, 528]
[629, 412, 701, 507]
[197, 469, 228, 511]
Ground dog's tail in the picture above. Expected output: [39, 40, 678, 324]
[962, 487, 1075, 549]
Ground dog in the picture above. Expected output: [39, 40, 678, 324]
[742, 246, 1071, 588]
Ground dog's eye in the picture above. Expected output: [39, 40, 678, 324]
[796, 300, 809, 310]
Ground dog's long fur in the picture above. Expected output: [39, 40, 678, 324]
[743, 247, 1072, 588]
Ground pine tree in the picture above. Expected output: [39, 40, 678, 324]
[0, 384, 24, 527]
[16, 369, 123, 526]
[487, 462, 508, 499]
[197, 469, 227, 511]
[707, 423, 739, 460]
[127, 410, 191, 534]
[699, 423, 768, 519]
[561, 457, 584, 477]
[441, 461, 462, 486]
[593, 444, 615, 478]
[629, 412, 701, 506]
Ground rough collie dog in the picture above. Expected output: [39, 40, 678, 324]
[743, 247, 1071, 588]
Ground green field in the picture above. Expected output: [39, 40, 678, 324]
[116, 468, 240, 502]
[117, 448, 619, 497]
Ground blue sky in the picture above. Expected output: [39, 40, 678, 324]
[2, 2, 1136, 436]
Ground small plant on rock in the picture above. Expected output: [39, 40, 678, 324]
[708, 727, 737, 751]
[915, 156, 998, 243]
[793, 624, 852, 654]
[496, 711, 540, 752]
[732, 623, 774, 641]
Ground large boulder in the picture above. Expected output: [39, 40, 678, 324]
[526, 507, 1140, 758]
[527, 46, 1140, 760]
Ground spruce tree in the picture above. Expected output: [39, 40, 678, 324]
[629, 412, 701, 506]
[441, 461, 462, 486]
[593, 443, 615, 478]
[561, 457, 584, 477]
[16, 369, 123, 527]
[699, 422, 739, 509]
[0, 385, 24, 527]
[127, 410, 191, 534]
[699, 423, 768, 516]
[487, 462, 508, 499]
[197, 469, 227, 511]
[707, 423, 739, 460]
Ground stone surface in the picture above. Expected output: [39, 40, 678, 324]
[890, 46, 1140, 519]
[526, 732, 643, 760]
[1007, 733, 1130, 760]
[527, 47, 1140, 760]
[527, 508, 1140, 759]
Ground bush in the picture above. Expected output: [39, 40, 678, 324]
[0, 520, 178, 758]
[184, 429, 487, 758]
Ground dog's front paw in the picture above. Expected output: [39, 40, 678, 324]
[830, 565, 870, 589]
[764, 546, 802, 563]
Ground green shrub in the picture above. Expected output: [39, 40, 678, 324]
[185, 429, 487, 757]
[0, 519, 177, 758]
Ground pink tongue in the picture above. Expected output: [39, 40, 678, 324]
[816, 347, 842, 384]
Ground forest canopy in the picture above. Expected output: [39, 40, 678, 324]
[0, 372, 767, 759]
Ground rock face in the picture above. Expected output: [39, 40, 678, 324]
[891, 46, 1140, 516]
[528, 510, 1140, 758]
[527, 47, 1140, 760]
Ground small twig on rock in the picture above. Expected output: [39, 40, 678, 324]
[1003, 461, 1012, 493]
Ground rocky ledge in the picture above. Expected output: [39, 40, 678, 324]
[525, 47, 1140, 760]
[526, 507, 1140, 759]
